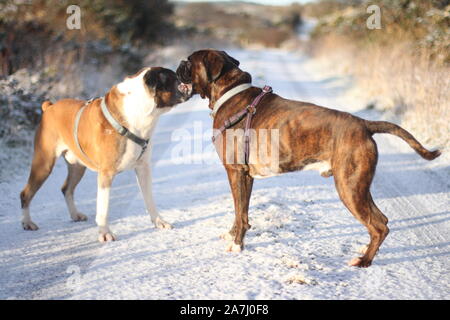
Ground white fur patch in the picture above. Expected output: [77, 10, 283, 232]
[63, 150, 78, 165]
[303, 161, 331, 175]
[226, 242, 243, 252]
[251, 160, 331, 179]
[115, 68, 169, 171]
[116, 68, 156, 127]
[251, 171, 281, 179]
[95, 186, 110, 228]
[55, 141, 68, 158]
[58, 141, 94, 169]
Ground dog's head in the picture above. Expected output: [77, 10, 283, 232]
[144, 67, 193, 108]
[176, 50, 242, 99]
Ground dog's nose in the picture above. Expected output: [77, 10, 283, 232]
[178, 82, 192, 96]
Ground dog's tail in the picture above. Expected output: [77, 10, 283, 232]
[365, 120, 441, 161]
[41, 101, 53, 112]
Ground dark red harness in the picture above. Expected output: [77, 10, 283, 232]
[212, 85, 273, 164]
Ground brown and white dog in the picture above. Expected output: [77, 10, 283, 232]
[176, 49, 441, 267]
[20, 67, 192, 242]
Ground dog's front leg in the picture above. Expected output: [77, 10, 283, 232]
[224, 167, 254, 252]
[96, 171, 116, 242]
[135, 163, 172, 229]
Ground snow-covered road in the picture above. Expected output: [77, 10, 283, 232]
[0, 49, 449, 299]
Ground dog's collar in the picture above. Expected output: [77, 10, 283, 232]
[100, 97, 149, 160]
[210, 83, 252, 118]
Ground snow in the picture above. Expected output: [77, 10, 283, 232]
[0, 48, 449, 300]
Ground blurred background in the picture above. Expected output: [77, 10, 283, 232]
[0, 0, 448, 175]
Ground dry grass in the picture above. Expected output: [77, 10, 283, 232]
[309, 34, 450, 150]
[360, 44, 449, 148]
[304, 0, 450, 151]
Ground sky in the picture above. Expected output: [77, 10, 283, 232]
[173, 0, 314, 5]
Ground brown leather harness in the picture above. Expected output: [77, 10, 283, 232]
[212, 85, 273, 164]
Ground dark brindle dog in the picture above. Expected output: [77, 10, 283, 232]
[176, 49, 441, 267]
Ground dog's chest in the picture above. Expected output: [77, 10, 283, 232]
[116, 140, 148, 171]
[115, 112, 163, 171]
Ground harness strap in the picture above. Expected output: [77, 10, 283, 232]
[74, 98, 97, 168]
[212, 85, 272, 165]
[100, 98, 149, 160]
[212, 109, 248, 143]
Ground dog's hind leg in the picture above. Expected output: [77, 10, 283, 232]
[333, 140, 389, 267]
[20, 124, 58, 230]
[224, 167, 254, 252]
[351, 199, 388, 267]
[61, 159, 87, 222]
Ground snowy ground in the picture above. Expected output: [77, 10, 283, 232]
[0, 48, 449, 300]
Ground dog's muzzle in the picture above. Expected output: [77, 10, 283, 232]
[178, 82, 193, 98]
[176, 60, 192, 84]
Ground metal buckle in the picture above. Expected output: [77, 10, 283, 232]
[142, 140, 149, 151]
[137, 140, 149, 160]
[118, 126, 128, 136]
[263, 85, 272, 93]
[246, 105, 256, 115]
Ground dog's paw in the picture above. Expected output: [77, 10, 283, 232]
[71, 212, 88, 222]
[98, 231, 116, 243]
[226, 241, 243, 253]
[153, 217, 172, 229]
[220, 232, 234, 241]
[22, 220, 39, 231]
[348, 257, 372, 268]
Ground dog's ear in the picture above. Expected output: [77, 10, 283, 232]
[221, 51, 240, 67]
[203, 51, 240, 82]
[144, 68, 169, 90]
[203, 52, 224, 82]
[144, 68, 159, 89]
